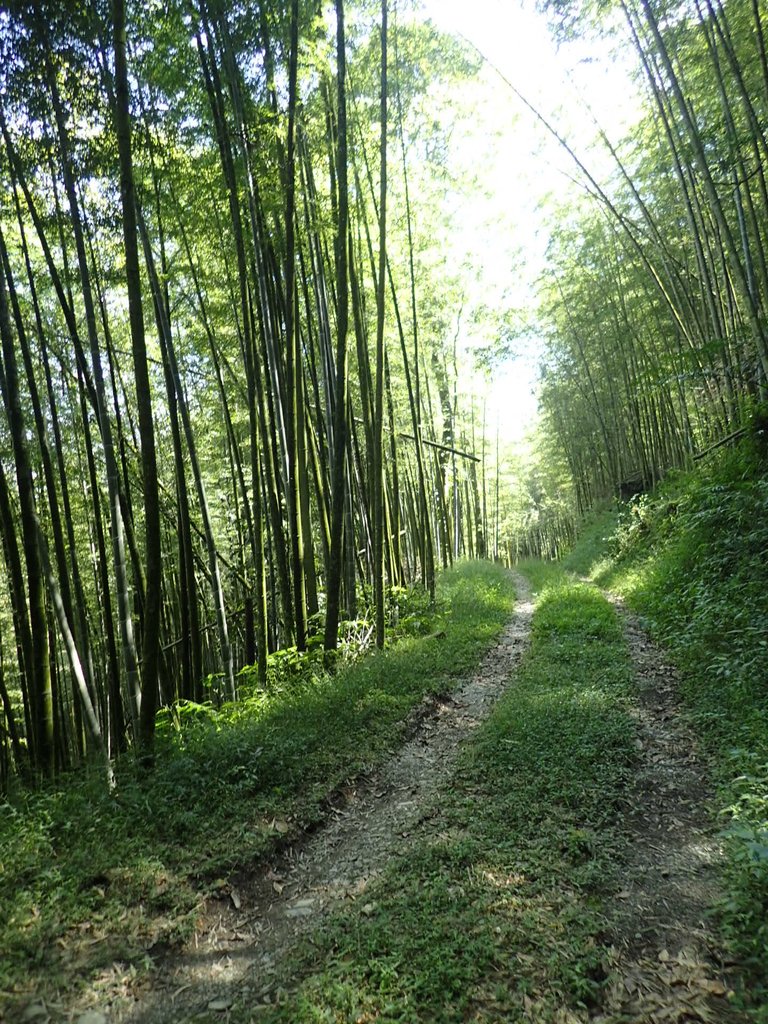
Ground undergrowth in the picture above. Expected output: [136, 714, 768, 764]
[567, 441, 768, 1019]
[0, 561, 514, 1017]
[221, 579, 636, 1023]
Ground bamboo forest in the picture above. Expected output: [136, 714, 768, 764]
[2, 0, 768, 1022]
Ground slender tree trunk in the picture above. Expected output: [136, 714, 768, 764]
[324, 0, 350, 652]
[373, 0, 388, 647]
[284, 0, 308, 650]
[113, 0, 163, 751]
[0, 235, 53, 776]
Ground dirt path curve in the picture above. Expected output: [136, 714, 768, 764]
[107, 574, 534, 1024]
[596, 595, 736, 1023]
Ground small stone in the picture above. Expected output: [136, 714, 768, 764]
[285, 897, 315, 918]
[22, 1005, 47, 1021]
[76, 1013, 108, 1024]
[207, 997, 233, 1012]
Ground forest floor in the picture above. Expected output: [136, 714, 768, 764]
[54, 570, 741, 1024]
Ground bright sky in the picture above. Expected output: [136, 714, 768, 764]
[414, 0, 641, 445]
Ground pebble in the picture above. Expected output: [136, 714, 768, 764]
[207, 997, 233, 1011]
[285, 897, 315, 918]
[22, 1006, 47, 1022]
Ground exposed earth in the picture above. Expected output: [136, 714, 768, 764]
[594, 597, 735, 1023]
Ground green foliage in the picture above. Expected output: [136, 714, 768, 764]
[560, 505, 620, 578]
[513, 557, 564, 593]
[386, 582, 441, 637]
[533, 0, 768, 524]
[230, 582, 442, 702]
[565, 444, 768, 1015]
[501, 433, 580, 563]
[0, 562, 514, 1013]
[240, 578, 636, 1022]
[720, 758, 768, 986]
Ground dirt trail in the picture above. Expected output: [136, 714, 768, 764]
[69, 576, 737, 1024]
[101, 575, 535, 1023]
[596, 596, 736, 1023]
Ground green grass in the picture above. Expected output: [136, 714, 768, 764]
[219, 577, 637, 1023]
[561, 443, 768, 1019]
[0, 561, 515, 1016]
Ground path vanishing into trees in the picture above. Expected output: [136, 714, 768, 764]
[58, 572, 735, 1024]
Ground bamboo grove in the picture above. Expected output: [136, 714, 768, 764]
[0, 0, 495, 784]
[532, 0, 768, 535]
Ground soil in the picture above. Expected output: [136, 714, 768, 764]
[594, 596, 737, 1023]
[60, 576, 737, 1024]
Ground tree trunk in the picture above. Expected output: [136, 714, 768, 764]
[113, 0, 163, 752]
[324, 0, 350, 652]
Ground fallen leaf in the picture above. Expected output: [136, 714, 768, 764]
[701, 979, 728, 996]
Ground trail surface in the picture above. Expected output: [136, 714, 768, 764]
[596, 596, 735, 1023]
[97, 575, 535, 1023]
[65, 576, 736, 1024]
